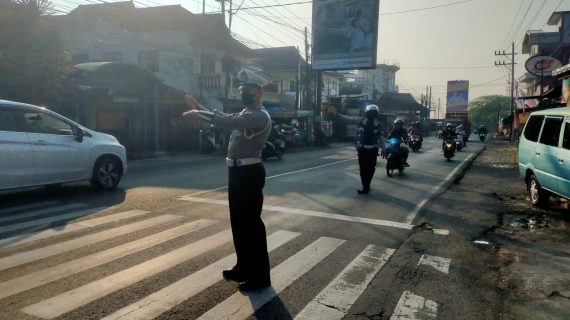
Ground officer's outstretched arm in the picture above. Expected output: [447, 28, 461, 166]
[211, 111, 270, 131]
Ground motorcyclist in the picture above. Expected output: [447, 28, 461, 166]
[408, 121, 423, 142]
[478, 125, 488, 135]
[387, 118, 410, 167]
[441, 123, 457, 148]
[456, 124, 467, 147]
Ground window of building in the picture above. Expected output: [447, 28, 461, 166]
[539, 116, 563, 146]
[523, 115, 544, 142]
[139, 50, 159, 72]
[201, 54, 215, 73]
[289, 81, 296, 92]
[102, 52, 123, 62]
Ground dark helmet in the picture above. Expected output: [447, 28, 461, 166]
[446, 123, 453, 129]
[394, 118, 404, 126]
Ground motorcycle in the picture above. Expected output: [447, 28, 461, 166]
[262, 138, 285, 160]
[479, 132, 486, 142]
[455, 134, 464, 152]
[409, 134, 422, 152]
[199, 126, 218, 153]
[443, 138, 456, 160]
[386, 137, 405, 177]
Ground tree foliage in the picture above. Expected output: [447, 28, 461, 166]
[0, 0, 68, 105]
[468, 95, 511, 133]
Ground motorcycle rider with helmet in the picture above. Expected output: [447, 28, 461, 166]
[441, 123, 457, 148]
[387, 118, 410, 167]
[330, 104, 384, 194]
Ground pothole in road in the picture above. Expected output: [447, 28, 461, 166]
[509, 214, 551, 230]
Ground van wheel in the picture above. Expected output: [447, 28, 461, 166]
[91, 157, 122, 190]
[528, 175, 548, 206]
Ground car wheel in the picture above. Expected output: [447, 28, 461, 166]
[528, 175, 548, 206]
[91, 157, 122, 190]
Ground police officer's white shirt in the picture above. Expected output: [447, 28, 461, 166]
[196, 105, 271, 159]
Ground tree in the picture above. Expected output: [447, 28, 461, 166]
[0, 0, 68, 105]
[468, 95, 511, 133]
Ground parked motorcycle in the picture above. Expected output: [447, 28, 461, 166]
[386, 137, 405, 177]
[199, 126, 218, 153]
[262, 138, 285, 160]
[409, 134, 422, 152]
[443, 138, 456, 160]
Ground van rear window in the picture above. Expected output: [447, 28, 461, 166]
[523, 115, 544, 142]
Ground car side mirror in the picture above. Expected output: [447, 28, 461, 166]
[73, 126, 84, 142]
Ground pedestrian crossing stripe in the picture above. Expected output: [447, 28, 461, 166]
[391, 290, 438, 320]
[197, 237, 346, 320]
[0, 209, 148, 248]
[0, 219, 219, 300]
[294, 245, 395, 320]
[417, 254, 451, 274]
[0, 214, 179, 272]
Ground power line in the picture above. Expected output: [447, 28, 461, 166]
[380, 0, 473, 16]
[497, 0, 526, 49]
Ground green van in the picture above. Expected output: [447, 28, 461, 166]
[518, 107, 570, 206]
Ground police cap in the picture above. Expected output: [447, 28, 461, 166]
[237, 69, 268, 89]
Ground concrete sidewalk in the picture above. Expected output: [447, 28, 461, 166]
[419, 140, 570, 319]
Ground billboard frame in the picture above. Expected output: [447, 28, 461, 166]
[311, 0, 380, 71]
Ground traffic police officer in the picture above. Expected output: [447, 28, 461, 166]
[330, 104, 383, 194]
[183, 69, 272, 291]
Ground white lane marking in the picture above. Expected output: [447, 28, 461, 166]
[21, 228, 234, 319]
[404, 152, 476, 224]
[0, 205, 101, 234]
[0, 214, 176, 271]
[179, 196, 450, 235]
[197, 237, 346, 320]
[0, 219, 218, 300]
[180, 158, 356, 197]
[391, 290, 438, 320]
[0, 201, 62, 216]
[0, 209, 148, 248]
[102, 230, 301, 320]
[417, 254, 451, 274]
[295, 246, 395, 320]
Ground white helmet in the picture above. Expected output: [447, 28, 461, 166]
[365, 104, 379, 113]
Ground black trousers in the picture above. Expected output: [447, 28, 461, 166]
[228, 163, 270, 281]
[358, 148, 378, 190]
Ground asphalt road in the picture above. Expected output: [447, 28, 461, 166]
[0, 137, 490, 320]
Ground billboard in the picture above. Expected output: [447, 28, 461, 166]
[446, 80, 469, 113]
[311, 0, 380, 70]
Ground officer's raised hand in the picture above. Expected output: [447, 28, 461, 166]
[182, 95, 201, 118]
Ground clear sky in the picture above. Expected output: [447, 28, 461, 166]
[50, 0, 570, 109]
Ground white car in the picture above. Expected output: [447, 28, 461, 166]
[0, 99, 127, 191]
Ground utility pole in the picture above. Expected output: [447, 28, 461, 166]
[427, 86, 431, 119]
[304, 27, 310, 110]
[494, 42, 517, 142]
[228, 0, 233, 32]
[497, 102, 501, 134]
